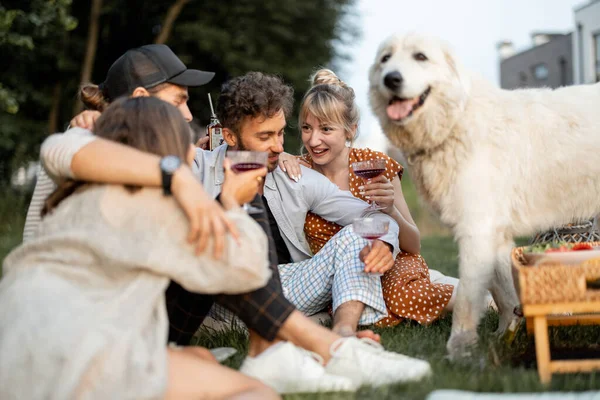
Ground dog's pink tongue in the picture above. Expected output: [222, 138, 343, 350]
[387, 99, 415, 120]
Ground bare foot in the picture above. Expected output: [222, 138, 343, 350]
[356, 329, 381, 343]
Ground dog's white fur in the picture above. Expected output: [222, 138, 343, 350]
[369, 33, 600, 357]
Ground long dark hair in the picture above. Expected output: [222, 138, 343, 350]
[42, 97, 192, 215]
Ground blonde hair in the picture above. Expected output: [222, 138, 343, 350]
[299, 68, 360, 144]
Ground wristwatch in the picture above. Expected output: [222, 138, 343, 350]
[159, 156, 182, 196]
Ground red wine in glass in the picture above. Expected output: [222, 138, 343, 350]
[351, 159, 387, 211]
[361, 233, 384, 240]
[231, 162, 265, 173]
[352, 218, 390, 276]
[354, 168, 386, 180]
[227, 151, 268, 214]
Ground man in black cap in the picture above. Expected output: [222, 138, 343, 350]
[67, 44, 214, 129]
[24, 44, 215, 242]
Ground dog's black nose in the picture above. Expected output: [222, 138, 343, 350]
[384, 71, 403, 90]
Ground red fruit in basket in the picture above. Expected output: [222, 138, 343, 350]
[572, 243, 593, 251]
[545, 246, 569, 253]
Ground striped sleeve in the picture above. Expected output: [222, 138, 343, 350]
[22, 167, 56, 242]
[40, 127, 96, 182]
[23, 127, 96, 242]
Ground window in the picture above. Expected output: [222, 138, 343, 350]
[595, 33, 600, 82]
[532, 63, 549, 80]
[559, 57, 568, 86]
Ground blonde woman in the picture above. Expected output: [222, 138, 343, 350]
[279, 69, 462, 327]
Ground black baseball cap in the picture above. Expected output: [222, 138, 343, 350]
[99, 44, 215, 101]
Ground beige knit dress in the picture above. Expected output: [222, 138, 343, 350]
[0, 185, 270, 400]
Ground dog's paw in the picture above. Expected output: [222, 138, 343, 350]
[446, 331, 478, 361]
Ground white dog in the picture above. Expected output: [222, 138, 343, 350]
[368, 32, 600, 358]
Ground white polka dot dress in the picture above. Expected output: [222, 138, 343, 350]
[301, 148, 454, 326]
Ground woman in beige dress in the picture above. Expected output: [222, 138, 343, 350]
[0, 97, 278, 399]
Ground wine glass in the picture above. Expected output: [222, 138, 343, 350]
[227, 150, 268, 214]
[351, 159, 387, 211]
[352, 217, 390, 276]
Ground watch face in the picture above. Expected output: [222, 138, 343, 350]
[161, 156, 182, 173]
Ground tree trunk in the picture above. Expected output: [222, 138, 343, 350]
[73, 0, 103, 115]
[155, 0, 190, 44]
[48, 81, 63, 134]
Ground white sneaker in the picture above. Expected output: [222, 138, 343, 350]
[325, 337, 432, 387]
[239, 341, 356, 394]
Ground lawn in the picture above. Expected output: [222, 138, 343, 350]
[2, 185, 600, 399]
[0, 189, 27, 268]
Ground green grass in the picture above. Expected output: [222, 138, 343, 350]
[0, 189, 27, 273]
[194, 236, 600, 399]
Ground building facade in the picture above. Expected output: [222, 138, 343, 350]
[499, 33, 573, 90]
[573, 0, 600, 84]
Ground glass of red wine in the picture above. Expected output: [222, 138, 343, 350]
[352, 218, 390, 276]
[352, 159, 387, 211]
[227, 151, 268, 214]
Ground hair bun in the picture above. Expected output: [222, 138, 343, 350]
[311, 68, 347, 89]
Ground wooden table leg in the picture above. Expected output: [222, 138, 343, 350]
[526, 317, 533, 334]
[533, 315, 551, 384]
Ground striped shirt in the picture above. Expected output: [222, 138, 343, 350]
[22, 128, 96, 242]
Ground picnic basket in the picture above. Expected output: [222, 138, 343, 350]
[511, 242, 600, 305]
[511, 242, 600, 383]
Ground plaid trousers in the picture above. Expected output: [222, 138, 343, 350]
[165, 195, 295, 345]
[278, 225, 387, 325]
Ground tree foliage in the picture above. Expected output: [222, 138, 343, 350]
[0, 0, 358, 182]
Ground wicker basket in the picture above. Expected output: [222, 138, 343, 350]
[511, 242, 600, 305]
[529, 218, 600, 245]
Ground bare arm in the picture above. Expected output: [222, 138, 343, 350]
[40, 130, 240, 259]
[71, 137, 165, 186]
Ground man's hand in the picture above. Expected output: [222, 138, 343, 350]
[220, 157, 267, 208]
[171, 166, 240, 259]
[195, 136, 209, 150]
[359, 240, 394, 274]
[70, 110, 101, 131]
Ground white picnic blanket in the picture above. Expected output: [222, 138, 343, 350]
[427, 390, 600, 400]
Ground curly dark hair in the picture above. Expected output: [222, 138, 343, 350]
[216, 72, 294, 134]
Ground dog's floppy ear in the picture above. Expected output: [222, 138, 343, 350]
[442, 44, 470, 95]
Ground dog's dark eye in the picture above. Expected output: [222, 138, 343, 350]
[380, 54, 391, 63]
[413, 52, 428, 61]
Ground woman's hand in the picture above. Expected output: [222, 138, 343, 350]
[359, 175, 395, 214]
[220, 158, 267, 208]
[70, 110, 102, 131]
[359, 240, 395, 274]
[171, 166, 240, 259]
[278, 152, 308, 182]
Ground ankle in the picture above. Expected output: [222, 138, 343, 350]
[332, 324, 356, 337]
